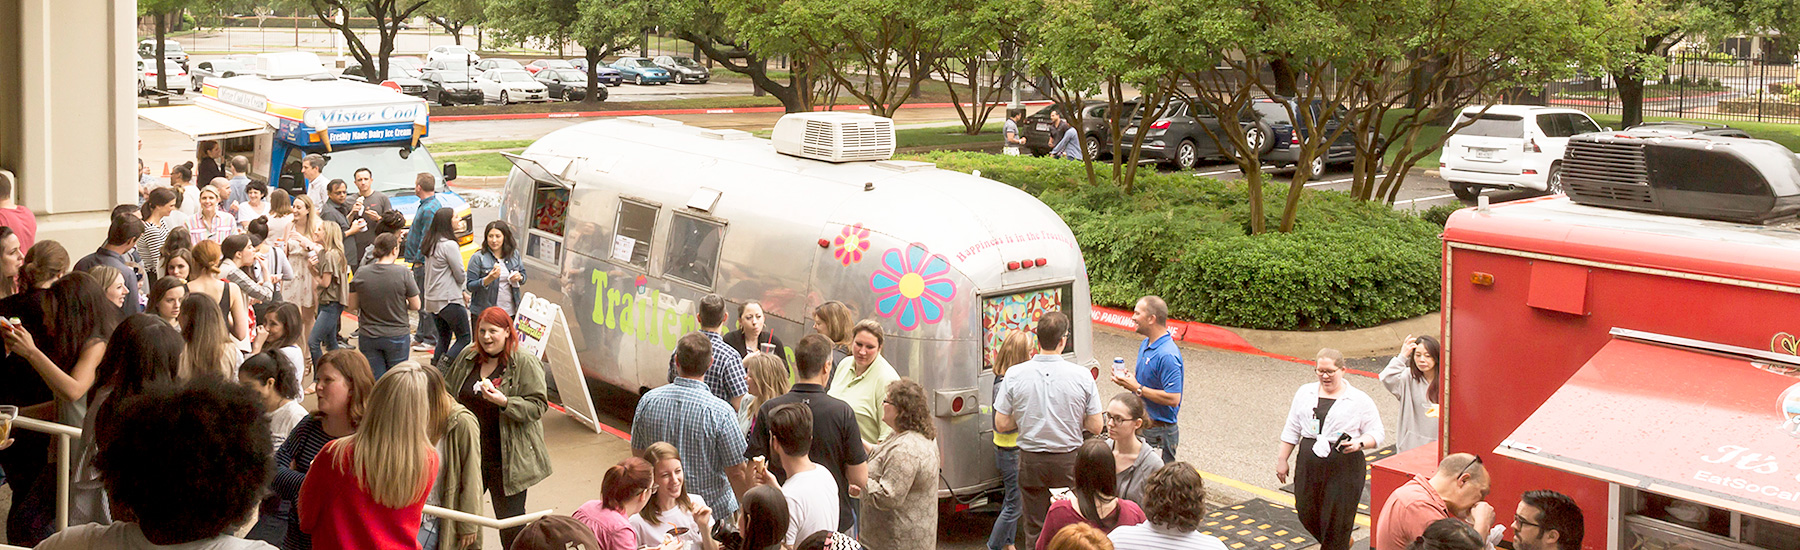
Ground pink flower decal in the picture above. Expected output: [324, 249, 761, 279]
[870, 243, 956, 330]
[833, 224, 871, 265]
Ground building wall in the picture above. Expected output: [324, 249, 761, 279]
[1, 0, 135, 249]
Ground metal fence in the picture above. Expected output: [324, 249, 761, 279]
[1546, 53, 1800, 123]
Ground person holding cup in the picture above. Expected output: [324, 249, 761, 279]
[1274, 348, 1384, 550]
[725, 300, 787, 361]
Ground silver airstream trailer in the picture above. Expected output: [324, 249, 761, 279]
[497, 112, 1095, 500]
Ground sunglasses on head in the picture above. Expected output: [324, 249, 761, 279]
[1455, 455, 1483, 480]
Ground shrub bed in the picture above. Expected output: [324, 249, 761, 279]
[908, 151, 1443, 330]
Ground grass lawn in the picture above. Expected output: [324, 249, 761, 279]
[428, 139, 535, 152]
[896, 121, 1002, 148]
[440, 150, 524, 177]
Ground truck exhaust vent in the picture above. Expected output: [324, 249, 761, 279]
[1561, 132, 1800, 224]
[772, 112, 895, 163]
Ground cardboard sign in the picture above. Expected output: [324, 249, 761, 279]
[517, 292, 600, 434]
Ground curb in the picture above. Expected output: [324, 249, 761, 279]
[429, 99, 1054, 123]
[1089, 306, 1440, 377]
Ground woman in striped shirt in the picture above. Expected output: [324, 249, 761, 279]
[137, 187, 177, 279]
[185, 186, 237, 244]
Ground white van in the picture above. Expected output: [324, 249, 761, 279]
[1441, 105, 1604, 200]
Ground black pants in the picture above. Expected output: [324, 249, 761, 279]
[487, 472, 529, 548]
[1296, 438, 1364, 550]
[2, 431, 52, 546]
[1018, 449, 1078, 549]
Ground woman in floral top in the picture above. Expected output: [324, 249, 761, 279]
[862, 379, 939, 550]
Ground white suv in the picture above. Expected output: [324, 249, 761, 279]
[1441, 105, 1604, 200]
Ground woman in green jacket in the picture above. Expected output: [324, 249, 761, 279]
[422, 363, 484, 550]
[442, 307, 554, 548]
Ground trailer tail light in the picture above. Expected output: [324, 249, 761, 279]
[1150, 120, 1171, 130]
[817, 238, 830, 248]
[1524, 138, 1541, 153]
[1471, 272, 1495, 286]
[933, 388, 977, 417]
[1035, 258, 1047, 267]
[1523, 169, 1539, 175]
[1006, 261, 1020, 270]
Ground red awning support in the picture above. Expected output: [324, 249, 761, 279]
[1496, 329, 1800, 525]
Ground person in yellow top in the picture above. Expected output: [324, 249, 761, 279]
[829, 320, 902, 447]
[989, 330, 1034, 550]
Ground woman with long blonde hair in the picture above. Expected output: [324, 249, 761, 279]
[285, 194, 323, 365]
[177, 293, 242, 379]
[308, 220, 350, 371]
[988, 329, 1033, 550]
[741, 351, 791, 434]
[299, 362, 440, 550]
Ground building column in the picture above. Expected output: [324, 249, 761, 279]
[0, 0, 135, 248]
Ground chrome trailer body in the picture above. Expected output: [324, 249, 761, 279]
[499, 116, 1093, 499]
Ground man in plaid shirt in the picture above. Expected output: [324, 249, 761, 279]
[634, 332, 753, 526]
[666, 294, 749, 409]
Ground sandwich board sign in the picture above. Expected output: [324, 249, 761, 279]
[516, 292, 600, 434]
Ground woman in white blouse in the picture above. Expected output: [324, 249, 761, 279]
[1274, 348, 1383, 550]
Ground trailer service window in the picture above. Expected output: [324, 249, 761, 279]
[981, 284, 1076, 370]
[612, 200, 657, 269]
[663, 213, 724, 289]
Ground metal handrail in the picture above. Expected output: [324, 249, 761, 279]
[4, 416, 554, 541]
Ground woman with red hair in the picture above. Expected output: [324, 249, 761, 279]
[572, 457, 655, 550]
[440, 306, 553, 548]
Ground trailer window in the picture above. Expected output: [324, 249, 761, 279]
[1621, 488, 1800, 550]
[663, 213, 725, 288]
[980, 283, 1076, 371]
[611, 200, 656, 269]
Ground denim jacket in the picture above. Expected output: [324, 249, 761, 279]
[465, 250, 526, 315]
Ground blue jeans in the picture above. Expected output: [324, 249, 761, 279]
[418, 515, 439, 550]
[432, 303, 471, 366]
[413, 265, 438, 346]
[360, 334, 410, 379]
[308, 302, 343, 364]
[988, 446, 1022, 550]
[1142, 423, 1180, 464]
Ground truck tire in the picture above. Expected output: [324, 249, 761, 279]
[1450, 181, 1478, 202]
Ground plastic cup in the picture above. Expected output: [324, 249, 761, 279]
[0, 404, 15, 442]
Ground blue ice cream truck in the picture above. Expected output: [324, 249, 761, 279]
[139, 52, 477, 255]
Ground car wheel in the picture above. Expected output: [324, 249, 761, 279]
[1245, 126, 1267, 153]
[1176, 139, 1200, 170]
[1545, 162, 1564, 195]
[137, 79, 146, 96]
[596, 87, 609, 102]
[1084, 135, 1102, 160]
[1450, 181, 1479, 202]
[562, 89, 573, 102]
[635, 75, 644, 85]
[501, 91, 510, 104]
[1306, 154, 1326, 179]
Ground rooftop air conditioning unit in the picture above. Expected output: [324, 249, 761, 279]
[771, 112, 895, 163]
[256, 52, 327, 80]
[1562, 132, 1800, 224]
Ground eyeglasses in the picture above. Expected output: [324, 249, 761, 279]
[1104, 413, 1136, 425]
[1513, 516, 1542, 531]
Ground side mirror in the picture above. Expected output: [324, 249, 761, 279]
[442, 162, 458, 182]
[1603, 127, 1614, 132]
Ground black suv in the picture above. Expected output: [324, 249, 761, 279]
[1119, 98, 1254, 170]
[1258, 97, 1378, 178]
[1021, 101, 1138, 159]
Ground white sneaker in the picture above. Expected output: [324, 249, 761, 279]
[412, 342, 434, 352]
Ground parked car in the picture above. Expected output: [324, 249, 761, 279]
[136, 57, 190, 96]
[1119, 98, 1254, 169]
[473, 69, 549, 104]
[341, 61, 428, 97]
[423, 70, 483, 106]
[534, 68, 607, 102]
[1623, 121, 1751, 138]
[138, 39, 188, 69]
[651, 55, 710, 84]
[1021, 100, 1137, 159]
[525, 59, 576, 75]
[390, 56, 427, 74]
[1257, 97, 1380, 178]
[474, 58, 526, 73]
[569, 59, 625, 86]
[426, 45, 480, 66]
[424, 58, 475, 75]
[609, 57, 673, 85]
[1441, 105, 1605, 200]
[190, 55, 256, 91]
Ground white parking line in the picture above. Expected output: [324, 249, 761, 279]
[1195, 168, 1238, 176]
[1303, 177, 1355, 188]
[1396, 193, 1460, 205]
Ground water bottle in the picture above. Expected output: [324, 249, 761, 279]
[1112, 357, 1127, 379]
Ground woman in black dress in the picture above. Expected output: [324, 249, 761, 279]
[723, 300, 787, 361]
[1274, 348, 1385, 550]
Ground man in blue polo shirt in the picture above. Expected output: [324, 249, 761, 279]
[1111, 295, 1183, 463]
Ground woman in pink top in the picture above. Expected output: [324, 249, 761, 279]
[573, 457, 654, 550]
[1035, 439, 1146, 550]
[299, 363, 441, 550]
[186, 186, 237, 244]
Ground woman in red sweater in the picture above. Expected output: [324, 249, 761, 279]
[300, 363, 441, 550]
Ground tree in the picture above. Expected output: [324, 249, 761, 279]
[573, 0, 642, 104]
[933, 0, 1026, 134]
[304, 0, 432, 82]
[424, 0, 484, 44]
[717, 0, 954, 117]
[656, 0, 814, 112]
[1600, 0, 1800, 127]
[140, 0, 187, 98]
[484, 0, 578, 54]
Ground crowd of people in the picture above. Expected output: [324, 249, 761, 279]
[0, 142, 1592, 550]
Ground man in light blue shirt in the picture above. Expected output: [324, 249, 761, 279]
[1047, 109, 1084, 161]
[633, 332, 753, 527]
[994, 311, 1102, 547]
[1112, 295, 1184, 464]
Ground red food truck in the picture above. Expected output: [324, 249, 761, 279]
[1371, 132, 1800, 550]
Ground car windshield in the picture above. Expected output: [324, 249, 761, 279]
[1251, 101, 1292, 124]
[320, 146, 442, 196]
[436, 71, 470, 83]
[542, 60, 573, 69]
[442, 47, 470, 55]
[631, 59, 657, 67]
[671, 57, 702, 68]
[391, 58, 423, 70]
[491, 60, 522, 69]
[498, 72, 533, 83]
[551, 69, 585, 81]
[395, 66, 423, 78]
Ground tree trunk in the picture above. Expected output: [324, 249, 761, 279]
[1613, 67, 1645, 128]
[584, 48, 602, 104]
[680, 31, 806, 112]
[1269, 57, 1298, 98]
[154, 13, 169, 98]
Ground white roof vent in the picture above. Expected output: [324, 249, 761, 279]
[771, 112, 895, 162]
[874, 160, 935, 173]
[255, 52, 327, 80]
[700, 128, 752, 140]
[620, 116, 683, 128]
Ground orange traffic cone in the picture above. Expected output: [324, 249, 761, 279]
[161, 162, 170, 177]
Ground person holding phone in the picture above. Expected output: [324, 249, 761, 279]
[1274, 348, 1383, 550]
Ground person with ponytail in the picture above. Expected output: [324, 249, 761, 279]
[573, 457, 654, 550]
[138, 187, 178, 278]
[298, 362, 439, 550]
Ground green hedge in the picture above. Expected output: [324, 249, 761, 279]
[909, 152, 1443, 330]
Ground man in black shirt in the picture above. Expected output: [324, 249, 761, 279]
[745, 334, 868, 531]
